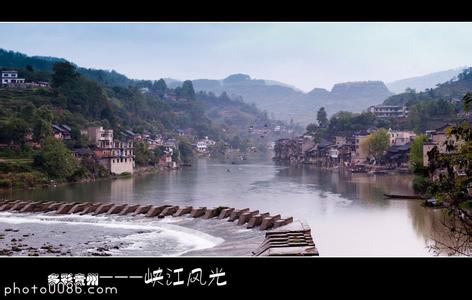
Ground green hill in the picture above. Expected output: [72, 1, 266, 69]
[381, 68, 472, 132]
[0, 48, 279, 142]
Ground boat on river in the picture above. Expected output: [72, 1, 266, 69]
[383, 194, 426, 200]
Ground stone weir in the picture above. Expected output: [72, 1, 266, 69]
[0, 200, 319, 256]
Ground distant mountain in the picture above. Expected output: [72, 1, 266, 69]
[0, 48, 280, 142]
[167, 75, 393, 125]
[0, 48, 395, 126]
[383, 67, 472, 106]
[386, 67, 468, 94]
[264, 79, 304, 93]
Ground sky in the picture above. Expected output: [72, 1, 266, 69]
[0, 22, 471, 92]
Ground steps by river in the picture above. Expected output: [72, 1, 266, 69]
[0, 199, 319, 256]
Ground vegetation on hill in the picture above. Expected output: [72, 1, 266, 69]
[168, 74, 394, 125]
[382, 68, 472, 132]
[0, 49, 290, 190]
[386, 67, 466, 94]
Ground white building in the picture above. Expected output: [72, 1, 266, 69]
[1, 70, 25, 85]
[85, 127, 114, 148]
[368, 105, 409, 119]
[196, 141, 208, 152]
[84, 127, 134, 174]
[387, 129, 416, 146]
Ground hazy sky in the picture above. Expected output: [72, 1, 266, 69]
[0, 22, 471, 92]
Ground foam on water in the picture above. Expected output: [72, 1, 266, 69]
[0, 212, 224, 256]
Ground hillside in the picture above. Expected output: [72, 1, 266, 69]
[386, 67, 467, 94]
[383, 67, 472, 107]
[301, 81, 393, 118]
[0, 49, 136, 88]
[0, 49, 283, 146]
[168, 75, 393, 124]
[378, 68, 472, 133]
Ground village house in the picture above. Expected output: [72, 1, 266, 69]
[1, 70, 49, 88]
[388, 129, 416, 146]
[120, 130, 138, 141]
[273, 138, 303, 163]
[83, 127, 134, 175]
[367, 105, 409, 119]
[196, 141, 208, 153]
[72, 148, 94, 160]
[193, 137, 215, 153]
[384, 143, 411, 168]
[52, 124, 72, 140]
[158, 146, 177, 169]
[1, 70, 25, 85]
[304, 140, 332, 167]
[163, 138, 178, 149]
[422, 124, 462, 168]
[352, 134, 369, 164]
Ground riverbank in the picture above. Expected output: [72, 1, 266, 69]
[0, 163, 176, 194]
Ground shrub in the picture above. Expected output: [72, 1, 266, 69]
[0, 179, 12, 189]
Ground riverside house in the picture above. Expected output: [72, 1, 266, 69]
[83, 127, 134, 175]
[422, 123, 467, 181]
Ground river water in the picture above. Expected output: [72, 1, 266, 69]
[1, 158, 454, 256]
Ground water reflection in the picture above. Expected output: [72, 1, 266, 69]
[3, 159, 462, 256]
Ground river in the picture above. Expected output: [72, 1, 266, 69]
[1, 158, 454, 256]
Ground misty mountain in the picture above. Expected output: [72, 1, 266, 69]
[383, 67, 472, 106]
[386, 67, 468, 94]
[167, 75, 393, 125]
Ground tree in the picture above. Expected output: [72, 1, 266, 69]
[32, 106, 54, 143]
[306, 123, 318, 133]
[464, 92, 472, 111]
[367, 128, 390, 161]
[51, 61, 77, 87]
[0, 118, 29, 145]
[33, 137, 78, 179]
[134, 141, 149, 166]
[179, 80, 195, 100]
[154, 79, 167, 96]
[409, 134, 427, 172]
[317, 107, 328, 128]
[423, 94, 472, 255]
[178, 138, 193, 165]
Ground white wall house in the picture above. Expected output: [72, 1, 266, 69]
[1, 70, 25, 85]
[387, 129, 416, 146]
[196, 141, 208, 152]
[85, 127, 135, 175]
[368, 105, 409, 119]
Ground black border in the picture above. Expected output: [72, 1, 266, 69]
[1, 1, 472, 22]
[0, 257, 470, 298]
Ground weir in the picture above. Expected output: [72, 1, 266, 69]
[0, 199, 319, 256]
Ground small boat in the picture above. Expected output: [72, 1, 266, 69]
[383, 194, 426, 200]
[369, 170, 388, 175]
